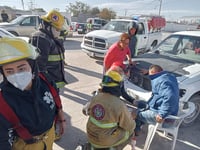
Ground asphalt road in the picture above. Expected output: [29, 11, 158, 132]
[53, 32, 200, 150]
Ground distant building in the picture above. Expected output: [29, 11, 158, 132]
[0, 6, 46, 22]
[178, 16, 200, 24]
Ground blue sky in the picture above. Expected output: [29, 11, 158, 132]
[1, 0, 200, 20]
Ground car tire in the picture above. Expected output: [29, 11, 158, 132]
[181, 95, 200, 127]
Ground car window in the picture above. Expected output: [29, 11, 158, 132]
[157, 35, 179, 53]
[10, 15, 25, 24]
[156, 34, 200, 63]
[102, 21, 130, 32]
[94, 19, 102, 25]
[21, 17, 36, 26]
[137, 23, 145, 34]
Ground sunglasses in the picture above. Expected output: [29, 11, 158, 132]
[102, 75, 120, 84]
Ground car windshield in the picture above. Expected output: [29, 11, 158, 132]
[102, 20, 131, 32]
[155, 34, 200, 63]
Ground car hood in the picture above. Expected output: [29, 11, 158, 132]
[17, 36, 29, 42]
[0, 22, 16, 26]
[133, 53, 200, 82]
[86, 30, 121, 42]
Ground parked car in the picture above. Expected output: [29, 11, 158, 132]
[124, 31, 200, 126]
[0, 14, 72, 38]
[0, 15, 41, 37]
[77, 23, 87, 34]
[0, 27, 29, 42]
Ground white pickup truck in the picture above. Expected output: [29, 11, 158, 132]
[81, 17, 166, 58]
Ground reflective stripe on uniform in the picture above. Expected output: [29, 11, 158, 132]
[48, 54, 63, 61]
[56, 81, 66, 88]
[89, 117, 118, 128]
[90, 131, 130, 149]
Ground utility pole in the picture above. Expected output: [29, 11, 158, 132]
[124, 9, 127, 16]
[21, 0, 25, 10]
[158, 0, 162, 16]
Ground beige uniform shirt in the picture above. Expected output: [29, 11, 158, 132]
[86, 92, 135, 148]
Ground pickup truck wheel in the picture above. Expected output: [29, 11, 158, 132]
[9, 31, 18, 36]
[181, 96, 200, 127]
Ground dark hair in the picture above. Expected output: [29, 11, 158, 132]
[128, 21, 138, 34]
[102, 86, 121, 97]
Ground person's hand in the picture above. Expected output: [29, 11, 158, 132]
[131, 109, 137, 120]
[140, 69, 148, 75]
[57, 109, 67, 135]
[155, 114, 163, 123]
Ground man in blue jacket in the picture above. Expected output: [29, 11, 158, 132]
[135, 64, 179, 134]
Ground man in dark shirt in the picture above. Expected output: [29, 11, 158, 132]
[1, 10, 9, 22]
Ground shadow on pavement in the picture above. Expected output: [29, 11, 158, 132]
[135, 122, 200, 150]
[64, 39, 81, 50]
[54, 112, 87, 150]
[65, 65, 102, 80]
[64, 68, 78, 84]
[61, 87, 91, 105]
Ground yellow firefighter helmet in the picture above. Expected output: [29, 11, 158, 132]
[0, 37, 39, 66]
[41, 9, 67, 31]
[101, 70, 123, 87]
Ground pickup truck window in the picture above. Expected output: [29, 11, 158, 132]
[137, 23, 145, 34]
[102, 21, 131, 32]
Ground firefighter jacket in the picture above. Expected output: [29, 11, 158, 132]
[86, 92, 135, 148]
[30, 29, 67, 89]
[0, 75, 57, 149]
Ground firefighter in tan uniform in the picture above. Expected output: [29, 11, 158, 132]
[84, 70, 136, 150]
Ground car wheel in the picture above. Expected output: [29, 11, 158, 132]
[181, 96, 200, 127]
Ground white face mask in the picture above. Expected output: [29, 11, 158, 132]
[51, 27, 60, 38]
[6, 71, 33, 91]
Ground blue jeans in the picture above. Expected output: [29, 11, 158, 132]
[135, 109, 158, 132]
